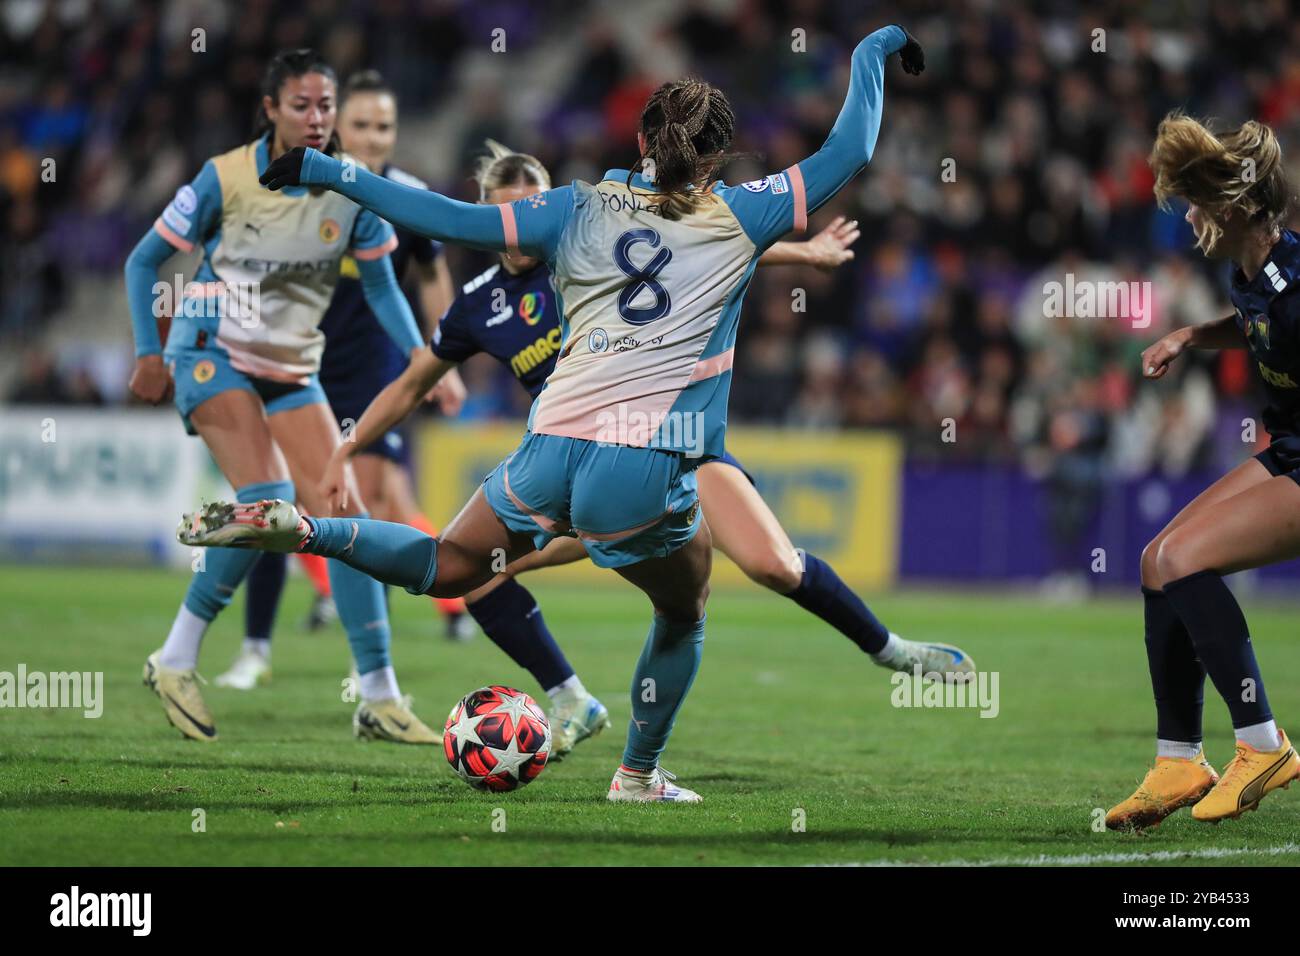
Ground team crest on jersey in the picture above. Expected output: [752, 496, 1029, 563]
[193, 359, 216, 384]
[519, 292, 545, 326]
[1251, 315, 1271, 351]
[740, 173, 789, 194]
[588, 328, 609, 353]
[174, 184, 198, 215]
[319, 218, 341, 244]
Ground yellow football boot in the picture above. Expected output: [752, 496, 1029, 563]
[353, 696, 442, 745]
[143, 650, 218, 742]
[1192, 730, 1300, 823]
[1105, 753, 1218, 830]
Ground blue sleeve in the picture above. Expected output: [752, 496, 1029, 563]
[717, 25, 905, 250]
[124, 161, 223, 356]
[350, 208, 397, 256]
[124, 231, 178, 357]
[502, 186, 576, 261]
[429, 299, 480, 363]
[302, 150, 572, 256]
[356, 253, 424, 355]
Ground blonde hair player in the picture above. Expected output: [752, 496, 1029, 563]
[1106, 112, 1300, 830]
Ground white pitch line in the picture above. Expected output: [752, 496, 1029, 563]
[816, 842, 1300, 867]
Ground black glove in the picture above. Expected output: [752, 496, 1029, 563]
[260, 146, 308, 190]
[898, 29, 925, 75]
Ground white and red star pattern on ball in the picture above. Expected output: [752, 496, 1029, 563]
[443, 685, 551, 791]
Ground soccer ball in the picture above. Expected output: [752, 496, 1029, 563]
[443, 685, 551, 791]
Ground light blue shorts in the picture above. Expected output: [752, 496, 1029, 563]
[483, 431, 702, 568]
[167, 341, 326, 436]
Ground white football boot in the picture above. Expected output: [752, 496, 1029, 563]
[177, 499, 305, 551]
[213, 649, 271, 690]
[143, 650, 218, 741]
[607, 765, 702, 803]
[549, 690, 611, 761]
[874, 633, 976, 683]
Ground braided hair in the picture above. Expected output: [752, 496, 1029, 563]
[634, 77, 738, 220]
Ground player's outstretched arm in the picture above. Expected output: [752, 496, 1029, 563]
[797, 25, 919, 218]
[721, 26, 919, 252]
[260, 148, 571, 259]
[319, 348, 457, 512]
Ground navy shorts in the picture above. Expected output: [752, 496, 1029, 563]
[1256, 435, 1300, 485]
[329, 402, 411, 467]
[712, 450, 756, 485]
[323, 379, 411, 468]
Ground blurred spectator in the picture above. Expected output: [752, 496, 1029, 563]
[7, 347, 102, 405]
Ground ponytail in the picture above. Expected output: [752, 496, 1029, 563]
[636, 77, 739, 220]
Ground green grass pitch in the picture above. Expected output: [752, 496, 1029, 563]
[2, 565, 1299, 867]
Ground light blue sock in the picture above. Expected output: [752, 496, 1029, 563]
[183, 480, 295, 621]
[302, 516, 437, 595]
[622, 614, 706, 770]
[321, 513, 400, 677]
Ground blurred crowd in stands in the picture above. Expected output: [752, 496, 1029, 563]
[3, 0, 1297, 495]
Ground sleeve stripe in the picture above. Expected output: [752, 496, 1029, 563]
[153, 218, 194, 253]
[351, 234, 399, 260]
[688, 347, 735, 383]
[785, 165, 807, 233]
[498, 202, 520, 259]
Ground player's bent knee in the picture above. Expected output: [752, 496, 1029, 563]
[658, 582, 709, 623]
[742, 551, 802, 593]
[426, 544, 493, 599]
[1139, 536, 1164, 588]
[1154, 531, 1208, 585]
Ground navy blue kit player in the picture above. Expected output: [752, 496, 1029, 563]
[1108, 112, 1300, 829]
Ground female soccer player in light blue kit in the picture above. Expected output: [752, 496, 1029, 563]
[310, 141, 972, 762]
[126, 50, 440, 744]
[183, 26, 926, 800]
